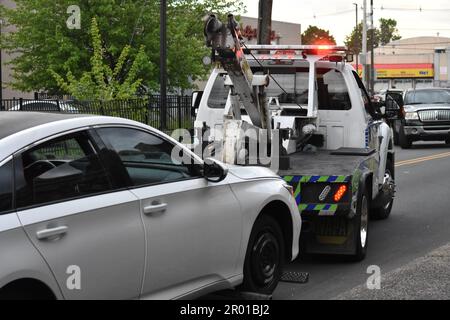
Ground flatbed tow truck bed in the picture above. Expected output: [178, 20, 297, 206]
[278, 148, 375, 177]
[278, 148, 377, 255]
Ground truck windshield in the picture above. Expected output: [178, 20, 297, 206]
[207, 67, 351, 111]
[256, 67, 351, 110]
[404, 90, 450, 105]
[255, 68, 309, 105]
[207, 73, 229, 109]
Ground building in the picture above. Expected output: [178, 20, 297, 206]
[239, 16, 302, 45]
[1, 0, 34, 100]
[362, 36, 450, 92]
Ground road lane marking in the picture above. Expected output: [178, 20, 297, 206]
[396, 151, 450, 167]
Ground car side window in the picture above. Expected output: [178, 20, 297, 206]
[15, 132, 113, 209]
[95, 127, 201, 187]
[0, 160, 14, 214]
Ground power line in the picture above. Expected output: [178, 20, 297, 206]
[380, 41, 450, 46]
[300, 8, 354, 20]
[376, 6, 450, 12]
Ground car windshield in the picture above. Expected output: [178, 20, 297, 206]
[404, 90, 450, 105]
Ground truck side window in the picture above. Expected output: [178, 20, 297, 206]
[318, 70, 351, 111]
[208, 73, 229, 109]
[352, 71, 377, 118]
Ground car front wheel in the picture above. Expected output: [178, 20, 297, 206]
[239, 215, 285, 295]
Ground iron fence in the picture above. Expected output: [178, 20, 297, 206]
[0, 95, 194, 132]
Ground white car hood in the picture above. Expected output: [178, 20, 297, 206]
[227, 165, 280, 180]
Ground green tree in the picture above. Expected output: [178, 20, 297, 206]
[51, 18, 147, 100]
[301, 26, 336, 45]
[0, 0, 244, 95]
[344, 19, 401, 53]
[379, 18, 401, 46]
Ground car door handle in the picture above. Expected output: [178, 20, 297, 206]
[143, 203, 167, 215]
[36, 226, 68, 240]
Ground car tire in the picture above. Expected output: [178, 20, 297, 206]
[399, 125, 412, 149]
[239, 215, 285, 295]
[350, 186, 369, 262]
[370, 160, 395, 220]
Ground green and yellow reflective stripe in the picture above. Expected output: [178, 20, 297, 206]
[298, 204, 338, 212]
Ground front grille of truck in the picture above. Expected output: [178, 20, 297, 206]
[419, 109, 450, 122]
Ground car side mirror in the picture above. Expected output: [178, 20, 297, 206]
[203, 158, 228, 183]
[192, 91, 203, 111]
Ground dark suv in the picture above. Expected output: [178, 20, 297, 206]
[393, 88, 450, 149]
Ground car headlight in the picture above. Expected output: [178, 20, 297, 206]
[405, 112, 419, 120]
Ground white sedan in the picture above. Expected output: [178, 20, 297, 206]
[0, 112, 301, 300]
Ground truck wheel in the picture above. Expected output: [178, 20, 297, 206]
[399, 125, 412, 149]
[393, 128, 399, 146]
[371, 160, 395, 220]
[350, 187, 369, 262]
[239, 215, 285, 294]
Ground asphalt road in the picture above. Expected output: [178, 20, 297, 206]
[274, 141, 450, 300]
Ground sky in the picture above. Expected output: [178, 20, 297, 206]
[240, 0, 450, 45]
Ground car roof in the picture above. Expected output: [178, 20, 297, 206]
[0, 112, 89, 140]
[0, 112, 198, 165]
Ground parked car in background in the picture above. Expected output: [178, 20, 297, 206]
[9, 100, 78, 113]
[394, 88, 450, 148]
[0, 112, 301, 300]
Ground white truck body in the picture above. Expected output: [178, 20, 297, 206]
[195, 19, 396, 258]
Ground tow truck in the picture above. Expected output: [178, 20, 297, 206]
[194, 14, 396, 261]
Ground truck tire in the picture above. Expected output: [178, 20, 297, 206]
[399, 124, 412, 149]
[239, 215, 285, 294]
[350, 186, 369, 262]
[393, 127, 399, 146]
[371, 159, 395, 220]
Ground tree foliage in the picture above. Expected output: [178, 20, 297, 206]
[0, 0, 244, 94]
[50, 18, 148, 100]
[344, 18, 401, 53]
[379, 18, 401, 46]
[301, 26, 336, 45]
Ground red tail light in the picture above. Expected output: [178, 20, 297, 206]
[333, 185, 348, 202]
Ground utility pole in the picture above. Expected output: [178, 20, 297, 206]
[362, 0, 368, 89]
[258, 0, 273, 45]
[160, 0, 167, 130]
[0, 18, 3, 109]
[370, 0, 375, 95]
[353, 3, 359, 74]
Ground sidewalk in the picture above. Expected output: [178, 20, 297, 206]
[335, 243, 450, 300]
